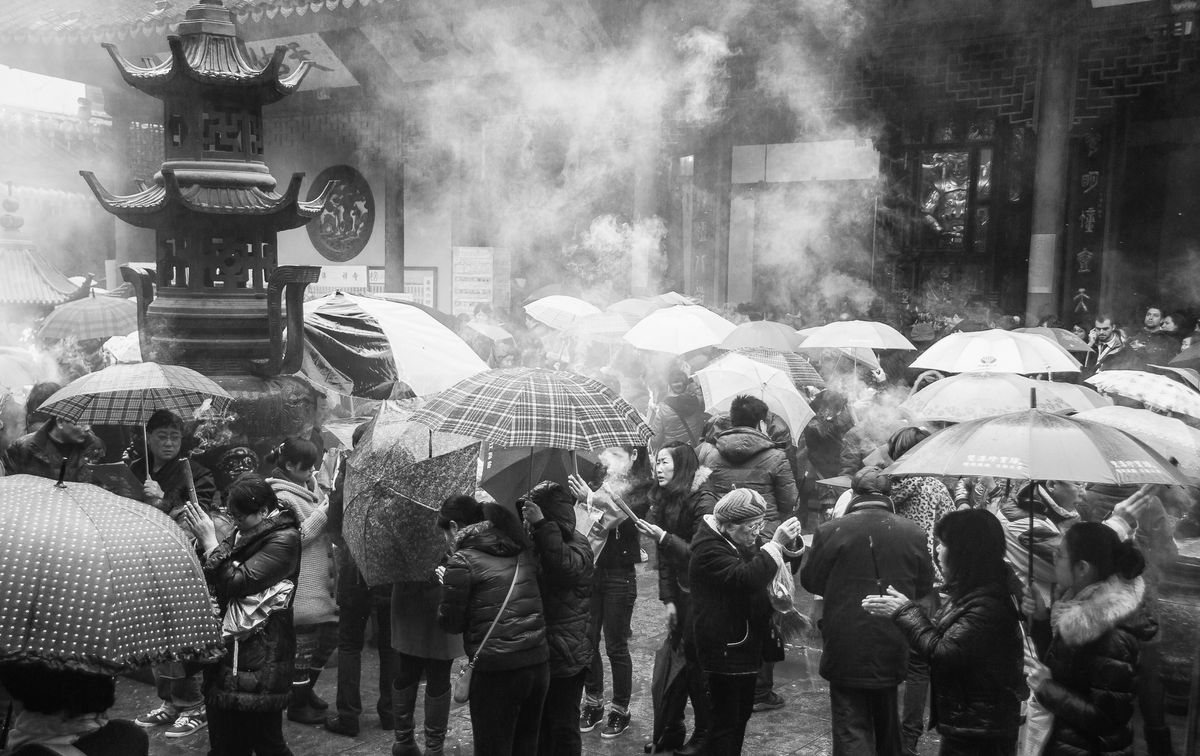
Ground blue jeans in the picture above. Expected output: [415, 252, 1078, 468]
[584, 566, 636, 709]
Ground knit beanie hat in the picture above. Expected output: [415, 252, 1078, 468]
[714, 488, 767, 525]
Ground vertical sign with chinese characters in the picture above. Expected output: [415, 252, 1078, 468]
[1062, 129, 1108, 325]
[451, 247, 512, 317]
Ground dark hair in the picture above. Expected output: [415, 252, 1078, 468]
[1145, 304, 1163, 316]
[146, 409, 185, 434]
[887, 426, 930, 462]
[484, 500, 531, 550]
[1063, 521, 1146, 582]
[437, 494, 484, 530]
[606, 446, 651, 483]
[934, 509, 1012, 600]
[25, 381, 63, 425]
[0, 664, 115, 717]
[730, 395, 769, 428]
[667, 369, 689, 391]
[226, 473, 279, 517]
[1166, 311, 1195, 334]
[264, 436, 320, 471]
[810, 389, 848, 416]
[649, 442, 701, 505]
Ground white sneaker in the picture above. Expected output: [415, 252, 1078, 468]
[165, 709, 208, 738]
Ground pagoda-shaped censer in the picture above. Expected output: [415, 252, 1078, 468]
[81, 0, 333, 453]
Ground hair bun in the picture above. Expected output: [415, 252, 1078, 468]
[1114, 539, 1146, 581]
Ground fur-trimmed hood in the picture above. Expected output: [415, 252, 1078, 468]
[690, 466, 712, 493]
[1051, 574, 1153, 647]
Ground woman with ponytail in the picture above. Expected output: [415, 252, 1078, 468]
[1025, 522, 1158, 756]
[265, 437, 337, 726]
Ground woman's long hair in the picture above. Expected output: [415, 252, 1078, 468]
[649, 442, 700, 509]
[1063, 522, 1146, 583]
[935, 508, 1016, 601]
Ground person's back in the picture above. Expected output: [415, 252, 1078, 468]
[699, 396, 797, 522]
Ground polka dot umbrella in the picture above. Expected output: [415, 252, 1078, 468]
[0, 475, 224, 674]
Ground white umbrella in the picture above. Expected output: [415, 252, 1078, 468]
[901, 372, 1073, 423]
[720, 321, 803, 351]
[623, 305, 737, 355]
[693, 353, 814, 442]
[524, 295, 601, 330]
[1075, 405, 1200, 480]
[1085, 369, 1200, 420]
[910, 329, 1081, 374]
[799, 320, 916, 351]
[103, 331, 142, 364]
[1031, 380, 1112, 412]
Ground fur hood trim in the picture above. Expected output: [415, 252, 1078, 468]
[691, 466, 712, 493]
[1052, 574, 1145, 647]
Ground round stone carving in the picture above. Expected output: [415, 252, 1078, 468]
[306, 164, 374, 262]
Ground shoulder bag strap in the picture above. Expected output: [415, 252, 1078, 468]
[469, 559, 521, 664]
[668, 403, 700, 446]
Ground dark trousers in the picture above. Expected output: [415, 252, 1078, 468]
[335, 583, 395, 721]
[469, 662, 550, 756]
[584, 565, 636, 709]
[900, 654, 929, 750]
[537, 670, 587, 756]
[706, 672, 757, 756]
[829, 684, 903, 756]
[207, 706, 292, 756]
[938, 732, 1017, 756]
[395, 653, 452, 696]
[657, 596, 711, 743]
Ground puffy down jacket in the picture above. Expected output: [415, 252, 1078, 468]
[528, 482, 593, 677]
[698, 428, 796, 521]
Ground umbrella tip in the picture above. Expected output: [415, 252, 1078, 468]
[55, 460, 68, 488]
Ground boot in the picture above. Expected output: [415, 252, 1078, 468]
[422, 688, 452, 756]
[675, 730, 708, 756]
[391, 682, 421, 756]
[1145, 725, 1179, 756]
[306, 668, 328, 710]
[287, 677, 326, 725]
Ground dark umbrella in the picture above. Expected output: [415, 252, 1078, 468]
[480, 445, 599, 506]
[1169, 342, 1200, 371]
[648, 633, 689, 750]
[0, 475, 223, 674]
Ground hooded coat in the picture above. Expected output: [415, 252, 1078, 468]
[438, 522, 548, 672]
[268, 474, 336, 626]
[1036, 575, 1157, 756]
[6, 423, 105, 483]
[650, 466, 716, 605]
[202, 506, 302, 712]
[527, 482, 594, 677]
[648, 393, 707, 449]
[698, 427, 797, 522]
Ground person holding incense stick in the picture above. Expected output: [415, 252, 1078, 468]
[125, 409, 217, 524]
[800, 468, 934, 756]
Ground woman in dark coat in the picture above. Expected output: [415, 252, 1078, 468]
[520, 481, 594, 756]
[182, 473, 301, 756]
[1025, 522, 1157, 756]
[635, 442, 716, 754]
[863, 508, 1026, 755]
[437, 497, 549, 756]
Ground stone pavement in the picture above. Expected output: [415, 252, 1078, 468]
[117, 557, 1186, 755]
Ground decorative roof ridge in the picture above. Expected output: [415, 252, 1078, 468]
[102, 34, 313, 95]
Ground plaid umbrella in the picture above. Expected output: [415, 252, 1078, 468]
[720, 347, 825, 389]
[38, 362, 232, 425]
[409, 368, 653, 450]
[0, 474, 223, 673]
[38, 294, 138, 342]
[1085, 369, 1200, 420]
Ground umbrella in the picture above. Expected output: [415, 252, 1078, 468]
[722, 347, 825, 389]
[561, 311, 641, 344]
[0, 354, 38, 391]
[0, 474, 223, 673]
[623, 305, 737, 355]
[1168, 342, 1200, 371]
[409, 368, 652, 450]
[909, 329, 1081, 374]
[303, 292, 488, 399]
[901, 372, 1073, 423]
[799, 320, 916, 351]
[343, 443, 481, 585]
[1085, 370, 1200, 420]
[648, 635, 690, 751]
[465, 321, 514, 343]
[38, 362, 232, 425]
[37, 294, 138, 342]
[720, 321, 804, 352]
[480, 445, 600, 506]
[1030, 380, 1112, 412]
[1015, 326, 1092, 354]
[1147, 363, 1200, 393]
[103, 331, 142, 364]
[693, 353, 814, 442]
[523, 295, 602, 330]
[1075, 405, 1200, 480]
[607, 296, 666, 320]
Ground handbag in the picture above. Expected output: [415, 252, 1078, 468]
[1016, 616, 1054, 756]
[452, 561, 522, 704]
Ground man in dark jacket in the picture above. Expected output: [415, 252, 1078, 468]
[800, 469, 935, 756]
[697, 394, 797, 710]
[7, 415, 105, 483]
[522, 481, 594, 756]
[689, 489, 804, 756]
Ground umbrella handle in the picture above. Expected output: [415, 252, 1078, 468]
[232, 640, 239, 682]
[143, 425, 151, 482]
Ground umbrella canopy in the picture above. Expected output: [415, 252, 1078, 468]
[1014, 326, 1092, 354]
[0, 475, 223, 673]
[409, 368, 653, 450]
[1075, 405, 1200, 480]
[561, 311, 641, 344]
[38, 362, 232, 425]
[1030, 380, 1112, 412]
[884, 409, 1188, 486]
[465, 321, 514, 343]
[623, 305, 737, 355]
[719, 347, 825, 389]
[900, 372, 1072, 423]
[1147, 363, 1200, 393]
[720, 321, 804, 352]
[607, 296, 665, 320]
[1085, 369, 1200, 420]
[303, 292, 488, 399]
[102, 331, 143, 364]
[909, 329, 1081, 374]
[480, 445, 600, 506]
[38, 295, 138, 342]
[799, 320, 916, 351]
[524, 295, 602, 330]
[693, 353, 814, 442]
[1169, 342, 1200, 371]
[343, 443, 481, 585]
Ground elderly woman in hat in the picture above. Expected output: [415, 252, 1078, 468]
[689, 489, 802, 755]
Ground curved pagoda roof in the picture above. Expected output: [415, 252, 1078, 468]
[79, 169, 334, 231]
[0, 242, 82, 305]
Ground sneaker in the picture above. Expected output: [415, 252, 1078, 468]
[752, 691, 785, 712]
[579, 703, 605, 733]
[164, 710, 208, 738]
[600, 710, 631, 739]
[135, 704, 176, 728]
